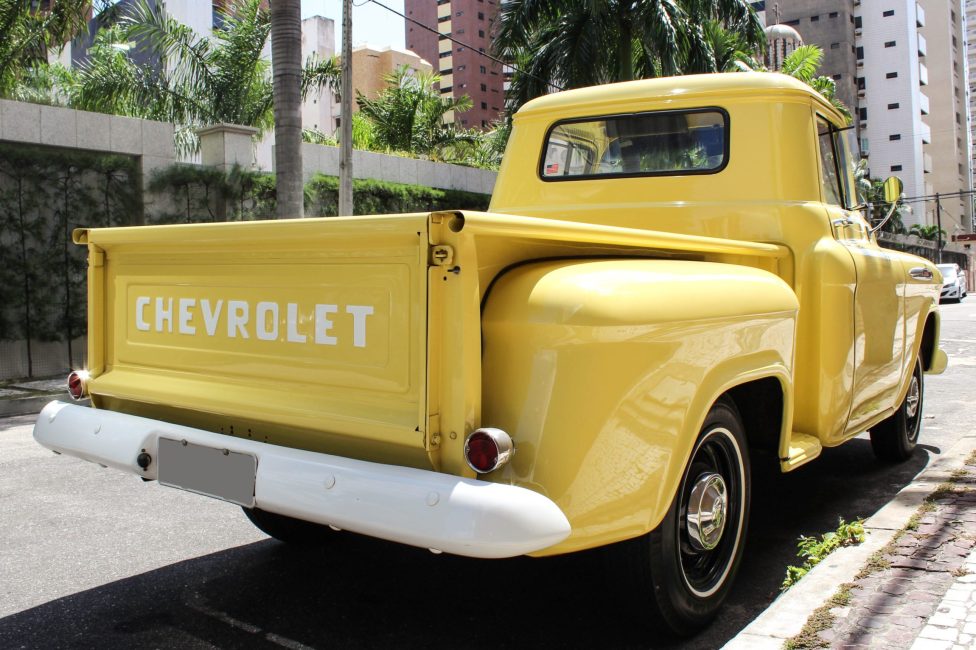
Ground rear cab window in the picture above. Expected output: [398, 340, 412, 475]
[540, 108, 729, 181]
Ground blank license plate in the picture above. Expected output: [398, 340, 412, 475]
[158, 438, 256, 507]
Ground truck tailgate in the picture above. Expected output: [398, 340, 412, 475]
[78, 215, 430, 454]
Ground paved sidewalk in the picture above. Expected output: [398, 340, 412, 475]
[910, 549, 976, 650]
[816, 471, 976, 649]
[0, 376, 71, 416]
[726, 437, 976, 650]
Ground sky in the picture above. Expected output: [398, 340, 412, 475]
[302, 0, 407, 50]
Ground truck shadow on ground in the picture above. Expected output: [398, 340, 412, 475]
[0, 439, 930, 650]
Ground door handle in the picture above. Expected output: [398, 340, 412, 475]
[909, 267, 933, 281]
[832, 217, 855, 227]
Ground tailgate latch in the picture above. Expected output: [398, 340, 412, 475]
[431, 245, 455, 267]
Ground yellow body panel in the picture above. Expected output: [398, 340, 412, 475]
[480, 259, 797, 554]
[76, 72, 945, 557]
[81, 216, 433, 467]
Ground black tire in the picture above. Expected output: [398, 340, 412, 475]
[613, 398, 751, 636]
[242, 507, 334, 545]
[870, 358, 923, 462]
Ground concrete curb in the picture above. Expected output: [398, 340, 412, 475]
[723, 433, 976, 650]
[0, 395, 65, 418]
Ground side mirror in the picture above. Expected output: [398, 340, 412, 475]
[882, 176, 904, 204]
[870, 176, 904, 234]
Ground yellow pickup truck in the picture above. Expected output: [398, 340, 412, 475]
[35, 73, 946, 634]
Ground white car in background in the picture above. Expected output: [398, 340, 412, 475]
[937, 263, 967, 302]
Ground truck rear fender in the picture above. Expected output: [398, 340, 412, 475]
[480, 258, 798, 554]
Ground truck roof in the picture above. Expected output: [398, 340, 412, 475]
[516, 72, 846, 125]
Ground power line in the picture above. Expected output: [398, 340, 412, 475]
[365, 0, 562, 93]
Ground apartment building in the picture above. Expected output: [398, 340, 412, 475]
[919, 0, 973, 233]
[760, 1, 972, 229]
[853, 1, 930, 225]
[404, 0, 505, 128]
[302, 16, 337, 135]
[755, 1, 860, 120]
[966, 0, 976, 224]
[351, 44, 434, 106]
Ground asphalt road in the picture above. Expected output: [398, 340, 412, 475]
[1, 299, 974, 649]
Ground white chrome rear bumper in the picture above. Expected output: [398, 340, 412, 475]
[33, 402, 570, 558]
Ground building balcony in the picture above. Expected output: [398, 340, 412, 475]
[920, 121, 932, 144]
[919, 92, 930, 115]
[918, 33, 926, 57]
[919, 62, 928, 86]
[924, 153, 933, 173]
[437, 3, 451, 19]
[916, 2, 925, 27]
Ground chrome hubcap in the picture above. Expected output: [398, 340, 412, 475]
[905, 376, 920, 419]
[686, 473, 728, 552]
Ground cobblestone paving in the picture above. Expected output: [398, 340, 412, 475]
[816, 476, 976, 650]
[909, 549, 976, 650]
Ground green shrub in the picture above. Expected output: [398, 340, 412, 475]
[303, 174, 490, 217]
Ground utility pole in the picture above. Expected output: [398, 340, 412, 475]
[339, 0, 354, 216]
[936, 192, 943, 263]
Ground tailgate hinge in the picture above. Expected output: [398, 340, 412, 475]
[430, 245, 455, 267]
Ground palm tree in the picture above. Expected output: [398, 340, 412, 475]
[270, 0, 304, 218]
[909, 224, 946, 242]
[778, 45, 851, 123]
[495, 0, 764, 112]
[62, 0, 338, 158]
[356, 66, 477, 162]
[0, 0, 92, 97]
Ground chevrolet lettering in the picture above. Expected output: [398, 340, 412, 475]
[34, 73, 947, 634]
[133, 296, 375, 347]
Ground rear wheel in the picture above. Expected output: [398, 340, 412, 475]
[242, 507, 334, 545]
[870, 358, 923, 462]
[614, 398, 750, 635]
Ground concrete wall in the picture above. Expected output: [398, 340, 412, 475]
[0, 99, 178, 219]
[0, 338, 86, 381]
[300, 142, 496, 195]
[0, 99, 495, 209]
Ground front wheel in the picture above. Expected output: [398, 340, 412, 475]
[613, 398, 750, 635]
[870, 358, 923, 462]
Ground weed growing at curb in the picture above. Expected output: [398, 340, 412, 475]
[855, 548, 891, 581]
[783, 583, 856, 649]
[782, 518, 865, 590]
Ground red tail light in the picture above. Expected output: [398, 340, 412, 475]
[66, 371, 89, 400]
[464, 428, 514, 474]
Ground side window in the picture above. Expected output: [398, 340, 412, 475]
[833, 127, 860, 208]
[817, 119, 842, 206]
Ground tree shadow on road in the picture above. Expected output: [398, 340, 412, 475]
[0, 440, 931, 650]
